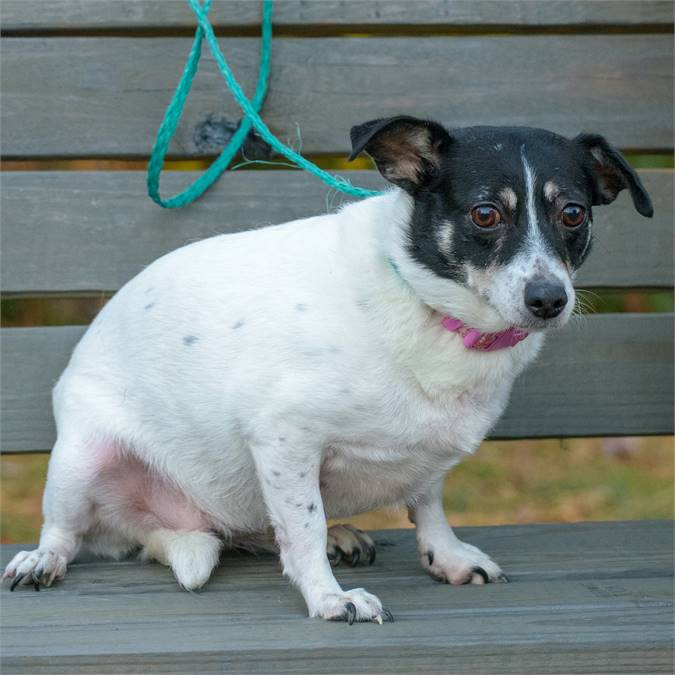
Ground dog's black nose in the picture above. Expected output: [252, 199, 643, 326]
[524, 278, 568, 319]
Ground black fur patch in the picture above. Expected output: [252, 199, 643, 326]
[350, 119, 651, 281]
[405, 126, 598, 279]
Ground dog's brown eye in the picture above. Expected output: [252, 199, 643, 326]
[561, 204, 586, 228]
[471, 204, 501, 229]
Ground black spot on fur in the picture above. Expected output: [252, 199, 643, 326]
[304, 522, 309, 529]
[144, 303, 155, 310]
[298, 471, 306, 478]
[295, 502, 303, 508]
[278, 436, 286, 443]
[295, 303, 308, 312]
[182, 335, 199, 346]
[231, 320, 245, 330]
[307, 503, 316, 513]
[272, 470, 280, 477]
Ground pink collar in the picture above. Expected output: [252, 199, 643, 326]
[442, 316, 529, 352]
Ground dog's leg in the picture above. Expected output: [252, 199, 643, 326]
[410, 477, 507, 585]
[3, 433, 94, 590]
[251, 433, 391, 623]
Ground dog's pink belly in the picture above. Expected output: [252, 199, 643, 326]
[89, 441, 214, 534]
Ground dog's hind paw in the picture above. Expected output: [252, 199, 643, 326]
[3, 549, 67, 591]
[327, 524, 376, 567]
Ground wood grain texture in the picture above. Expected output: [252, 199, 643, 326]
[1, 521, 672, 673]
[2, 170, 671, 294]
[1, 314, 672, 453]
[2, 35, 672, 157]
[2, 1, 672, 30]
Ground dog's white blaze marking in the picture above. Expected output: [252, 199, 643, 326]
[521, 149, 547, 257]
[522, 152, 537, 236]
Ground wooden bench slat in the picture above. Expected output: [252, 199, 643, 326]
[2, 1, 672, 30]
[1, 521, 672, 673]
[2, 35, 672, 157]
[1, 314, 672, 453]
[2, 170, 672, 294]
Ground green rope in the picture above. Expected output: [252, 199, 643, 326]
[147, 0, 380, 208]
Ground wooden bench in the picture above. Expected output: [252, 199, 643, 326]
[1, 1, 673, 672]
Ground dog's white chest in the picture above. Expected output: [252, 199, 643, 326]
[317, 371, 512, 517]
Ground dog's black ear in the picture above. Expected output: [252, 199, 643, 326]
[574, 133, 653, 217]
[348, 116, 451, 192]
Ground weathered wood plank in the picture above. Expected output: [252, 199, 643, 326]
[2, 1, 672, 30]
[2, 171, 671, 294]
[1, 314, 672, 453]
[2, 35, 672, 157]
[1, 521, 672, 673]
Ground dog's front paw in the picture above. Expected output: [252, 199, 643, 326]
[311, 588, 393, 624]
[421, 541, 507, 585]
[327, 524, 376, 567]
[3, 549, 68, 591]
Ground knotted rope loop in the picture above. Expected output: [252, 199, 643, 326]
[147, 0, 380, 208]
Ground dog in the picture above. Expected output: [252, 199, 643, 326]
[3, 116, 652, 623]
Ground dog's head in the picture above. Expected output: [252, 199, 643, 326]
[350, 116, 653, 332]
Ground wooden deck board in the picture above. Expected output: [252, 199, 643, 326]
[2, 521, 672, 673]
[2, 35, 672, 157]
[3, 1, 672, 30]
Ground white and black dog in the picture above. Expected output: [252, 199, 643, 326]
[4, 117, 652, 624]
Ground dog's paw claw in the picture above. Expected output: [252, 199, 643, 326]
[327, 524, 376, 567]
[467, 566, 489, 584]
[345, 601, 356, 625]
[3, 549, 67, 591]
[328, 548, 343, 567]
[10, 574, 25, 592]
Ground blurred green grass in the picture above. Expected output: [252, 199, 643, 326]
[3, 436, 672, 543]
[343, 435, 673, 531]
